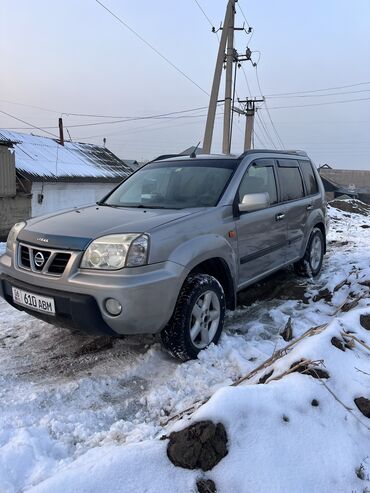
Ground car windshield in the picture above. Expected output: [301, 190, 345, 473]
[104, 159, 237, 209]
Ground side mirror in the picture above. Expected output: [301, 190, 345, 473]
[239, 192, 270, 213]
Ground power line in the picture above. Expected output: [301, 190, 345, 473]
[236, 1, 251, 29]
[240, 65, 277, 148]
[4, 105, 222, 130]
[62, 106, 210, 119]
[0, 99, 60, 114]
[254, 66, 285, 149]
[255, 110, 277, 149]
[192, 0, 215, 30]
[0, 110, 58, 138]
[265, 81, 370, 97]
[267, 96, 370, 110]
[95, 0, 209, 96]
[267, 89, 370, 99]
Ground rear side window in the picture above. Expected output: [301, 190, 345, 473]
[277, 160, 304, 201]
[299, 160, 319, 195]
[238, 159, 278, 205]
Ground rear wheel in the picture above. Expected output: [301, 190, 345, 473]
[294, 227, 324, 277]
[161, 273, 225, 361]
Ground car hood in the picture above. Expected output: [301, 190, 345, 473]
[18, 205, 200, 250]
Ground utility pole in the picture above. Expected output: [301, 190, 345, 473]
[58, 117, 64, 146]
[237, 98, 264, 150]
[203, 0, 234, 154]
[222, 3, 235, 154]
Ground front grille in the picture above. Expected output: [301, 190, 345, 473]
[48, 253, 71, 274]
[20, 245, 31, 268]
[18, 243, 72, 276]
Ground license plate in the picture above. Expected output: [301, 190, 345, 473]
[12, 287, 56, 315]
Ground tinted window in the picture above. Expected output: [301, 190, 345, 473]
[277, 160, 304, 201]
[238, 160, 278, 205]
[299, 160, 319, 195]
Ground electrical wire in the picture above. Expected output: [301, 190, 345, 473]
[265, 81, 370, 97]
[255, 66, 285, 149]
[255, 110, 277, 149]
[266, 96, 370, 110]
[95, 0, 209, 96]
[192, 0, 215, 30]
[4, 105, 222, 131]
[267, 89, 370, 99]
[0, 110, 58, 138]
[236, 1, 251, 29]
[0, 99, 60, 114]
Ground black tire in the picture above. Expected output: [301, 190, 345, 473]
[161, 273, 226, 361]
[294, 227, 324, 278]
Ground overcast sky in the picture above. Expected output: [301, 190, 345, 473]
[1, 0, 369, 168]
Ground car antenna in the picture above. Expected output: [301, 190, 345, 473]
[190, 141, 201, 159]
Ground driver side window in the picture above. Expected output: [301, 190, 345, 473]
[238, 160, 278, 206]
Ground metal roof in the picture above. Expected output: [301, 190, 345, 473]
[319, 168, 370, 191]
[0, 129, 134, 182]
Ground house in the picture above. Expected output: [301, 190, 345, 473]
[318, 165, 370, 204]
[0, 130, 135, 239]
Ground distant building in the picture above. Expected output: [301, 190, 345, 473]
[0, 130, 136, 239]
[318, 165, 370, 204]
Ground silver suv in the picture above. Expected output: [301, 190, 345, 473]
[0, 150, 327, 360]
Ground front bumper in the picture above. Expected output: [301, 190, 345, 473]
[0, 274, 116, 335]
[0, 249, 187, 336]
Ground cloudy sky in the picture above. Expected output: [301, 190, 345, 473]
[1, 0, 369, 168]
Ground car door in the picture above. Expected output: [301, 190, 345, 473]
[235, 159, 288, 287]
[276, 159, 311, 262]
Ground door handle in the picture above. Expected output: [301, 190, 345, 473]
[306, 204, 313, 211]
[275, 213, 285, 221]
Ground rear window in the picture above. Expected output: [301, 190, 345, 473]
[299, 160, 319, 195]
[277, 160, 304, 201]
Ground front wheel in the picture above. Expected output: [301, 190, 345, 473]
[161, 273, 226, 361]
[294, 227, 324, 277]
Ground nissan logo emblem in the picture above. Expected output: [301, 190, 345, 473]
[34, 251, 45, 268]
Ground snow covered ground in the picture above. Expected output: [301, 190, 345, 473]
[0, 200, 369, 492]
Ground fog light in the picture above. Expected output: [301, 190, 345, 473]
[105, 298, 122, 316]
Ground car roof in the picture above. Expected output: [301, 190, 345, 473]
[152, 149, 309, 164]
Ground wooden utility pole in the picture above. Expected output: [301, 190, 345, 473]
[58, 118, 65, 146]
[238, 98, 264, 150]
[203, 0, 234, 154]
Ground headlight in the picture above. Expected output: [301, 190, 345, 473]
[6, 222, 26, 252]
[81, 234, 149, 270]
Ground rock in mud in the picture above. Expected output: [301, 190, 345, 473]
[196, 479, 217, 493]
[167, 421, 228, 471]
[312, 288, 332, 303]
[354, 397, 370, 418]
[331, 336, 345, 351]
[360, 314, 370, 330]
[280, 317, 293, 341]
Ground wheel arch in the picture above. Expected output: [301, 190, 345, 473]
[313, 221, 326, 253]
[189, 257, 236, 310]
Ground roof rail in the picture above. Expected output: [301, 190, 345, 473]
[238, 149, 308, 160]
[147, 153, 184, 164]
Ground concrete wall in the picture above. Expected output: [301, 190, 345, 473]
[0, 194, 31, 240]
[31, 182, 118, 217]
